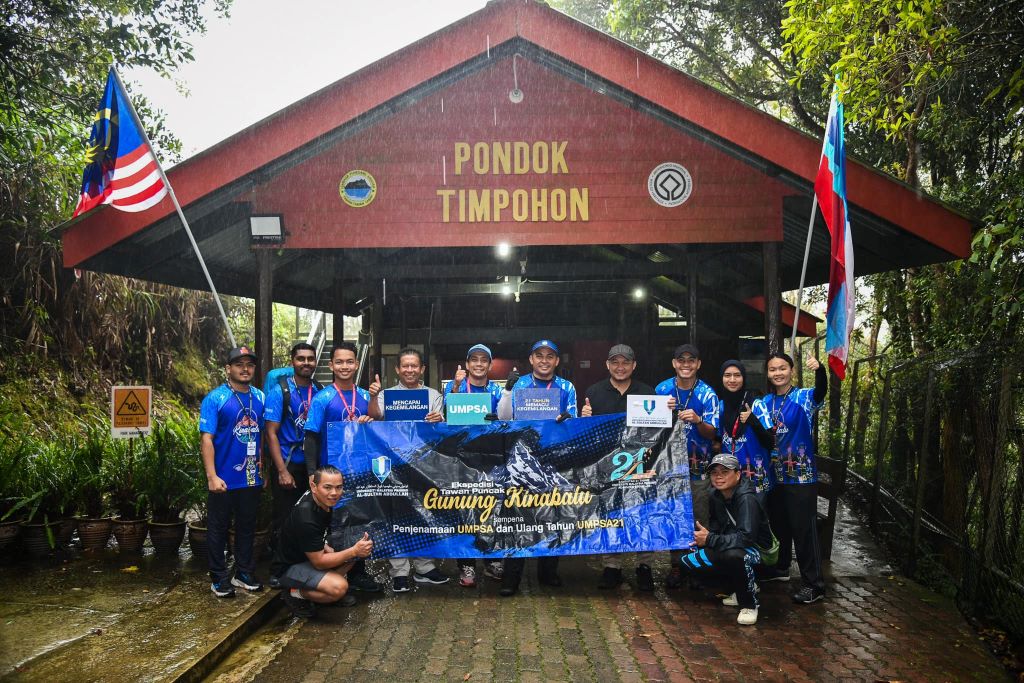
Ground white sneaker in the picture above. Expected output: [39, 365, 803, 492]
[722, 593, 738, 606]
[459, 566, 476, 587]
[737, 608, 758, 625]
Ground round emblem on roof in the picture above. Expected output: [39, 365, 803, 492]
[339, 170, 377, 208]
[647, 162, 693, 207]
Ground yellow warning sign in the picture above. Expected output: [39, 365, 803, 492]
[111, 386, 152, 438]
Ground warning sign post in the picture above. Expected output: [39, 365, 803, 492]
[111, 386, 152, 439]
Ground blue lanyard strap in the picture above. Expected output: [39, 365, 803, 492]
[229, 385, 254, 442]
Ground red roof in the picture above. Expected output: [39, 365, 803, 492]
[61, 0, 971, 267]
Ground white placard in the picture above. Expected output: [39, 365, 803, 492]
[626, 394, 672, 428]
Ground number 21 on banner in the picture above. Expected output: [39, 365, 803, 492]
[610, 448, 646, 481]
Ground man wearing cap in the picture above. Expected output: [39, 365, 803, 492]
[444, 343, 505, 587]
[496, 339, 578, 596]
[199, 346, 267, 598]
[678, 454, 772, 626]
[655, 343, 720, 588]
[581, 344, 658, 591]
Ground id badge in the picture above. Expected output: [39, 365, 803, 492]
[247, 440, 257, 457]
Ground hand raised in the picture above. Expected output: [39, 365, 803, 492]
[453, 364, 466, 387]
[581, 397, 593, 417]
[369, 374, 382, 397]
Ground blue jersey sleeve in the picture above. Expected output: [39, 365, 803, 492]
[699, 384, 720, 429]
[305, 389, 330, 435]
[253, 388, 266, 429]
[264, 384, 284, 423]
[654, 378, 675, 396]
[796, 387, 821, 422]
[564, 383, 578, 417]
[199, 390, 222, 435]
[751, 398, 773, 430]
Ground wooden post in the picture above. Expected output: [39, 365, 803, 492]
[332, 278, 345, 345]
[372, 296, 384, 382]
[762, 242, 782, 354]
[687, 252, 698, 346]
[254, 249, 273, 385]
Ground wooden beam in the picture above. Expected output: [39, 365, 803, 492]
[254, 249, 273, 384]
[762, 241, 782, 354]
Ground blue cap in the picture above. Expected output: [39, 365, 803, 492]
[466, 344, 492, 360]
[530, 339, 559, 355]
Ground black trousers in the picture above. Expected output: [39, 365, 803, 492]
[768, 483, 825, 592]
[502, 557, 559, 588]
[680, 547, 760, 608]
[270, 460, 309, 550]
[207, 486, 260, 583]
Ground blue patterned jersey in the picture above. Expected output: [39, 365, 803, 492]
[305, 384, 372, 465]
[443, 379, 502, 413]
[511, 374, 578, 417]
[655, 378, 720, 480]
[264, 377, 320, 464]
[757, 387, 822, 485]
[199, 384, 265, 489]
[718, 401, 775, 493]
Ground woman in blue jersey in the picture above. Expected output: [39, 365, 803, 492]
[717, 360, 774, 500]
[757, 352, 827, 604]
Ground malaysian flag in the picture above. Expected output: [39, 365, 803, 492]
[814, 90, 855, 379]
[72, 69, 167, 216]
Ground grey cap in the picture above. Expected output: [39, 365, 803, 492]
[709, 454, 740, 471]
[607, 344, 635, 361]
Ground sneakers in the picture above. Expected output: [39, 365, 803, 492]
[636, 564, 655, 592]
[459, 566, 477, 587]
[598, 567, 623, 590]
[792, 586, 825, 604]
[211, 580, 236, 598]
[392, 576, 411, 593]
[348, 571, 385, 592]
[665, 565, 684, 589]
[268, 575, 282, 590]
[413, 568, 451, 585]
[737, 608, 758, 625]
[722, 592, 739, 607]
[231, 571, 264, 592]
[759, 567, 791, 582]
[484, 562, 504, 580]
[281, 588, 316, 617]
[339, 594, 357, 607]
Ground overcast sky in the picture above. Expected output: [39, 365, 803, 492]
[128, 0, 487, 158]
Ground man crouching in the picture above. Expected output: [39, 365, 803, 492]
[271, 465, 373, 617]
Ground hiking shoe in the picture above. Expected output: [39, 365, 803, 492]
[392, 576, 411, 593]
[268, 575, 282, 590]
[484, 561, 504, 580]
[758, 567, 791, 582]
[636, 564, 655, 592]
[459, 565, 477, 587]
[282, 589, 315, 617]
[211, 580, 236, 598]
[598, 567, 623, 590]
[348, 571, 384, 592]
[791, 586, 824, 604]
[231, 571, 264, 592]
[722, 592, 739, 607]
[665, 565, 684, 589]
[737, 608, 758, 625]
[413, 568, 450, 585]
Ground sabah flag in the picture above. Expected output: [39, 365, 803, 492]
[814, 91, 855, 379]
[72, 69, 167, 217]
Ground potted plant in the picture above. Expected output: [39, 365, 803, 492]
[105, 436, 149, 553]
[138, 415, 197, 554]
[72, 426, 114, 551]
[19, 440, 77, 557]
[0, 437, 34, 551]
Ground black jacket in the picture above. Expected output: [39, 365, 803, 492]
[706, 478, 772, 552]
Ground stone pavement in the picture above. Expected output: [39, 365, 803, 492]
[248, 555, 1008, 683]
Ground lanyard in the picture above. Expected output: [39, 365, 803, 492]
[464, 380, 486, 393]
[532, 376, 554, 390]
[294, 379, 313, 421]
[334, 382, 358, 421]
[771, 387, 794, 427]
[229, 385, 253, 442]
[674, 382, 694, 411]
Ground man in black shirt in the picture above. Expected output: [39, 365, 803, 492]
[272, 465, 374, 617]
[581, 344, 657, 591]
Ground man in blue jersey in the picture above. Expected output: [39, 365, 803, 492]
[655, 343, 720, 589]
[264, 343, 321, 587]
[300, 342, 383, 595]
[444, 343, 505, 587]
[200, 346, 266, 598]
[496, 339, 578, 596]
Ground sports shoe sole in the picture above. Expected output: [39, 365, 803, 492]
[211, 584, 235, 598]
[459, 579, 476, 587]
[413, 574, 450, 584]
[392, 584, 411, 593]
[231, 577, 264, 592]
[794, 593, 824, 604]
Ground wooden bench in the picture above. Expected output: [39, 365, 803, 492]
[816, 455, 847, 563]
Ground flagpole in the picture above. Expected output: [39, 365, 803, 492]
[790, 194, 818, 355]
[110, 67, 236, 348]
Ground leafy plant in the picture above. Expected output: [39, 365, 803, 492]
[105, 437, 149, 520]
[137, 415, 202, 523]
[20, 439, 77, 524]
[0, 437, 36, 520]
[71, 424, 109, 519]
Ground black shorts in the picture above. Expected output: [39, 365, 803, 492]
[279, 561, 327, 592]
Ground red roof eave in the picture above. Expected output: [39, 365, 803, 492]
[744, 296, 821, 338]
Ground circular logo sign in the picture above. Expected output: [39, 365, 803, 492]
[647, 162, 693, 207]
[339, 170, 377, 208]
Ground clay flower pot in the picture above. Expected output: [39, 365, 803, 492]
[148, 519, 186, 554]
[76, 516, 113, 551]
[112, 517, 149, 553]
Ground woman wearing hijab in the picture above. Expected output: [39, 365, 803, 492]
[717, 361, 775, 500]
[756, 352, 828, 604]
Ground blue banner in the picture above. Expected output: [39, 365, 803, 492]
[382, 389, 430, 421]
[325, 414, 694, 558]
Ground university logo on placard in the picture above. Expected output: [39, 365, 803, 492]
[339, 170, 377, 207]
[647, 162, 693, 207]
[643, 399, 657, 415]
[371, 455, 392, 483]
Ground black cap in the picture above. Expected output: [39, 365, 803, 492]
[607, 344, 635, 361]
[673, 344, 700, 359]
[227, 346, 258, 364]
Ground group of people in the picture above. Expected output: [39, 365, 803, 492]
[198, 336, 827, 625]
